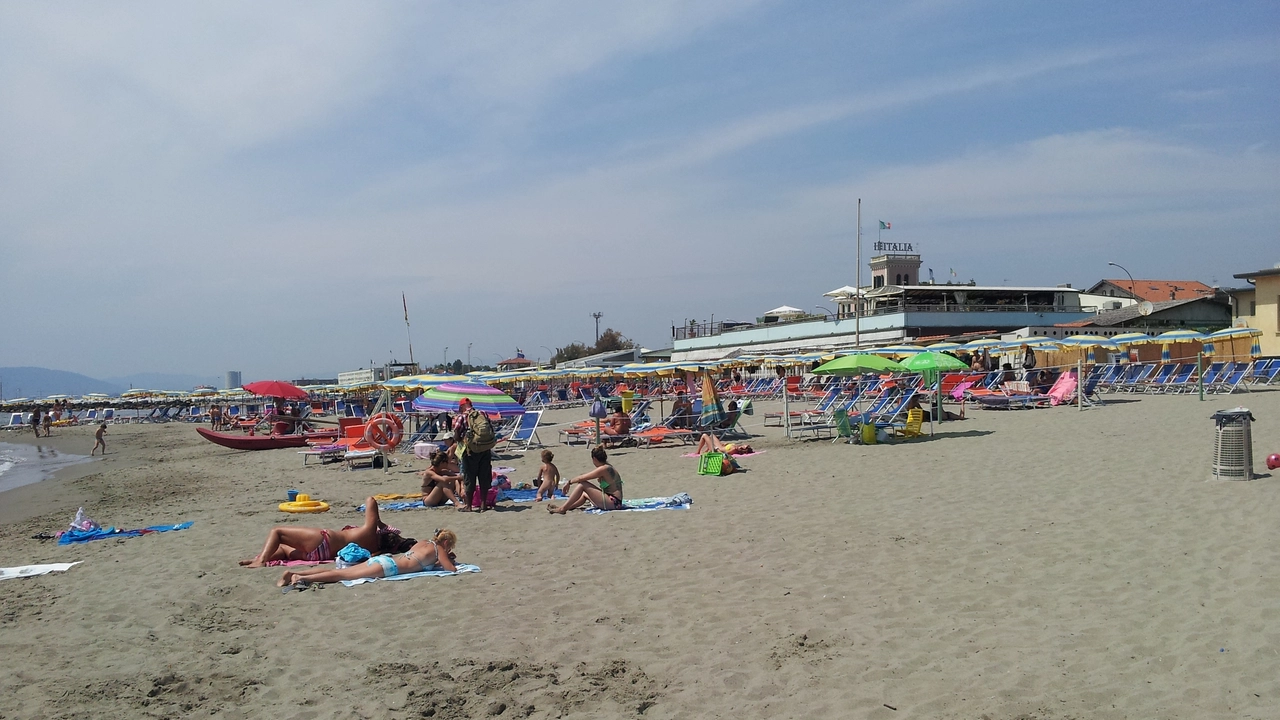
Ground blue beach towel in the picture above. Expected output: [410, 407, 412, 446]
[583, 494, 692, 514]
[359, 488, 559, 512]
[340, 563, 481, 586]
[58, 522, 194, 545]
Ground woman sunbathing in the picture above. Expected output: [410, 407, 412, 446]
[548, 445, 623, 514]
[277, 529, 457, 587]
[693, 434, 743, 475]
[240, 497, 412, 568]
[420, 450, 464, 507]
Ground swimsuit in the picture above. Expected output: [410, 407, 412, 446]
[367, 541, 438, 578]
[599, 467, 623, 510]
[302, 530, 334, 562]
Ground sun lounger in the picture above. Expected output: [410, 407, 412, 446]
[497, 410, 543, 452]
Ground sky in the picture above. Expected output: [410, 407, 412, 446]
[1, 1, 1277, 381]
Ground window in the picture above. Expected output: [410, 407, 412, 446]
[895, 273, 901, 285]
[873, 276, 884, 289]
[1250, 301, 1256, 316]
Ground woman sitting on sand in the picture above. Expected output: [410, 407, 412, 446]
[548, 445, 623, 514]
[278, 529, 457, 587]
[420, 450, 464, 507]
[240, 497, 412, 568]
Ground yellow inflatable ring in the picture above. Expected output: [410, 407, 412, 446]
[279, 493, 330, 513]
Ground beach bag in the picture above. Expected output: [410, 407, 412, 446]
[465, 409, 497, 453]
[589, 397, 608, 419]
[1022, 348, 1037, 370]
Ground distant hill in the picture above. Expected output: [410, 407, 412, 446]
[0, 367, 124, 400]
[103, 373, 222, 393]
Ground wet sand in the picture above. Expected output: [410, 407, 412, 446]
[2, 390, 1279, 719]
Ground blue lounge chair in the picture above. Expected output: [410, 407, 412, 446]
[498, 410, 543, 452]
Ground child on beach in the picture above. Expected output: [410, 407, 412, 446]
[277, 529, 457, 588]
[533, 449, 560, 502]
[92, 423, 107, 455]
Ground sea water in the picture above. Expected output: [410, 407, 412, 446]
[0, 441, 95, 494]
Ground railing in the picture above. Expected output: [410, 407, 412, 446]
[673, 305, 1099, 340]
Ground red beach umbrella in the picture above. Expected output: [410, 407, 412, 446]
[242, 380, 310, 400]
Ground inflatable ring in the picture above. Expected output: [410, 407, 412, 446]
[279, 493, 330, 513]
[364, 416, 403, 452]
[370, 412, 404, 435]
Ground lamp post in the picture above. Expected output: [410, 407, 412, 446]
[467, 343, 473, 370]
[815, 304, 835, 320]
[443, 346, 448, 369]
[591, 312, 603, 343]
[1107, 262, 1137, 300]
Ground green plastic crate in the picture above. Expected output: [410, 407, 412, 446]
[697, 452, 726, 475]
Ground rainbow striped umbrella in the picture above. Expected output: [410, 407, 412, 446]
[411, 382, 525, 417]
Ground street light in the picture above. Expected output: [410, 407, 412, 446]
[815, 304, 835, 320]
[467, 343, 473, 369]
[443, 346, 448, 368]
[591, 312, 603, 343]
[1107, 262, 1137, 300]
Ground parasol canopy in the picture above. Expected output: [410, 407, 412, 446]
[812, 354, 906, 375]
[901, 352, 970, 373]
[242, 380, 309, 400]
[411, 382, 524, 417]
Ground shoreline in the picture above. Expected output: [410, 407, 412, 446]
[0, 427, 108, 526]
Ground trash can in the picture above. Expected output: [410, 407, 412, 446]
[1210, 408, 1255, 480]
[620, 390, 634, 413]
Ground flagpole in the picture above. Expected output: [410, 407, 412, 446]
[855, 198, 861, 349]
[402, 292, 415, 367]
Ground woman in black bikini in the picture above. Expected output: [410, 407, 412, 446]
[548, 445, 624, 514]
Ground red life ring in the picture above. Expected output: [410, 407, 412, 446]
[369, 412, 404, 434]
[364, 416, 402, 451]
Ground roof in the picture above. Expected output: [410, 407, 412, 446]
[1087, 279, 1215, 302]
[765, 305, 805, 315]
[872, 285, 1081, 294]
[1055, 297, 1222, 328]
[497, 357, 533, 366]
[1233, 266, 1280, 281]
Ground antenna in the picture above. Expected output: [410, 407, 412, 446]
[402, 292, 414, 366]
[592, 312, 603, 343]
[1138, 301, 1154, 316]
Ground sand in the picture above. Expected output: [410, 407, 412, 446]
[2, 390, 1279, 719]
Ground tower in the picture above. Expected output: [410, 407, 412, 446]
[869, 254, 922, 289]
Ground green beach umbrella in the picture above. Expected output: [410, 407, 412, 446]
[901, 351, 970, 373]
[812, 354, 906, 375]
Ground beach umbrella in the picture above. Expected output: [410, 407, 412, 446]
[925, 342, 962, 351]
[1204, 327, 1262, 357]
[958, 338, 1004, 351]
[699, 372, 725, 427]
[1110, 332, 1153, 346]
[1059, 335, 1120, 349]
[812, 354, 906, 375]
[1150, 330, 1207, 344]
[901, 352, 970, 373]
[411, 381, 524, 417]
[242, 380, 309, 400]
[869, 344, 928, 356]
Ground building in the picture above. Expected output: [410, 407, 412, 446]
[224, 371, 241, 390]
[1086, 279, 1216, 303]
[557, 347, 645, 368]
[1231, 264, 1280, 357]
[672, 253, 1098, 360]
[1051, 296, 1231, 334]
[496, 351, 534, 372]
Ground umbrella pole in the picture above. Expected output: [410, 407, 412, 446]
[783, 377, 791, 439]
[1077, 360, 1083, 412]
[595, 418, 601, 445]
[1197, 351, 1204, 401]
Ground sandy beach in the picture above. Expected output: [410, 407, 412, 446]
[2, 391, 1279, 719]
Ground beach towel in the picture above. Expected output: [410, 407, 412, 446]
[0, 562, 81, 580]
[57, 522, 194, 545]
[583, 493, 692, 514]
[681, 450, 765, 458]
[499, 488, 564, 503]
[340, 563, 481, 586]
[265, 559, 332, 567]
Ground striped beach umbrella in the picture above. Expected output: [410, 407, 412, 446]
[869, 344, 928, 356]
[699, 373, 725, 427]
[1204, 327, 1263, 357]
[1151, 330, 1207, 343]
[1110, 332, 1153, 346]
[925, 342, 962, 351]
[1059, 335, 1120, 349]
[411, 381, 525, 417]
[958, 338, 1004, 351]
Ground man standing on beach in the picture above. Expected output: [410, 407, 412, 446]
[92, 422, 107, 455]
[456, 398, 497, 513]
[29, 409, 42, 437]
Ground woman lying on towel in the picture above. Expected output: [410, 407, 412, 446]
[548, 445, 624, 514]
[240, 497, 413, 568]
[277, 529, 457, 587]
[693, 434, 744, 475]
[420, 450, 464, 507]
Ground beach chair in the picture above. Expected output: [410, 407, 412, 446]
[102, 408, 116, 423]
[1212, 363, 1252, 394]
[498, 410, 543, 452]
[892, 408, 925, 439]
[5, 413, 22, 429]
[764, 386, 839, 427]
[1250, 359, 1280, 385]
[82, 409, 98, 424]
[1136, 364, 1177, 393]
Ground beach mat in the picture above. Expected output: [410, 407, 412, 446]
[583, 494, 692, 514]
[681, 450, 765, 458]
[58, 522, 194, 545]
[340, 563, 481, 586]
[0, 562, 81, 580]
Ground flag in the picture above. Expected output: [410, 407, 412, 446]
[879, 221, 891, 230]
[402, 292, 409, 323]
[949, 268, 957, 278]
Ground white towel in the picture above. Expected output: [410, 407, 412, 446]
[0, 562, 81, 580]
